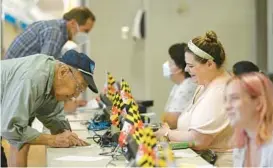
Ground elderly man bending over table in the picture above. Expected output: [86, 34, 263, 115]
[1, 50, 98, 167]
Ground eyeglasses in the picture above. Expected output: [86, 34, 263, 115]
[68, 67, 84, 95]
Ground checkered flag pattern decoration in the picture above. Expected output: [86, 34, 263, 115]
[110, 92, 126, 126]
[104, 72, 118, 102]
[132, 126, 144, 145]
[125, 100, 143, 128]
[118, 100, 144, 147]
[120, 79, 133, 103]
[135, 127, 157, 167]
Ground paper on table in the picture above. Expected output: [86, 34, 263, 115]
[78, 99, 100, 111]
[69, 122, 87, 131]
[66, 114, 87, 122]
[87, 99, 100, 108]
[173, 150, 198, 158]
[55, 156, 108, 162]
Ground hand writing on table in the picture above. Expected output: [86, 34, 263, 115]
[67, 131, 90, 146]
[48, 130, 89, 148]
[154, 123, 171, 139]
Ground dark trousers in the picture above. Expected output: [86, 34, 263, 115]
[1, 140, 8, 167]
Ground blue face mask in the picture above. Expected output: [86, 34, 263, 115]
[162, 61, 171, 78]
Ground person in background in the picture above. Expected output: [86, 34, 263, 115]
[225, 72, 273, 167]
[4, 6, 95, 59]
[162, 43, 197, 129]
[155, 31, 233, 167]
[4, 6, 96, 110]
[1, 50, 98, 167]
[64, 99, 89, 113]
[232, 61, 260, 76]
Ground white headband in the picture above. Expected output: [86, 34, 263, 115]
[187, 40, 214, 60]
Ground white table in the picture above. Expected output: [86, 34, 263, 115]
[65, 110, 98, 122]
[46, 111, 212, 167]
[47, 141, 211, 167]
[47, 144, 125, 167]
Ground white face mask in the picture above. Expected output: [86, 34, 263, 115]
[162, 61, 172, 78]
[72, 23, 89, 45]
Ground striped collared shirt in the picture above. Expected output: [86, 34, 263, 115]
[5, 19, 68, 59]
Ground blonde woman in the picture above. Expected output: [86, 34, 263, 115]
[225, 72, 273, 167]
[155, 31, 233, 167]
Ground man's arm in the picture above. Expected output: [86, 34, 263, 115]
[40, 28, 63, 58]
[28, 132, 72, 148]
[36, 101, 71, 135]
[1, 79, 42, 150]
[28, 134, 53, 145]
[36, 102, 90, 147]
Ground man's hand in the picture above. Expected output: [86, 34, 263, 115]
[76, 99, 87, 107]
[64, 99, 87, 113]
[48, 130, 90, 148]
[48, 131, 71, 148]
[67, 131, 90, 146]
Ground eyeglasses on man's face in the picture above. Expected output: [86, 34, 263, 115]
[68, 67, 85, 99]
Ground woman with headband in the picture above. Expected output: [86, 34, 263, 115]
[225, 72, 273, 167]
[155, 31, 233, 167]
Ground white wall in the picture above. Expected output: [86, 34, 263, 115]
[145, 0, 256, 120]
[87, 0, 146, 99]
[88, 0, 257, 120]
[2, 22, 23, 58]
[267, 0, 273, 72]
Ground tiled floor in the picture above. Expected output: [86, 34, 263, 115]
[2, 139, 46, 167]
